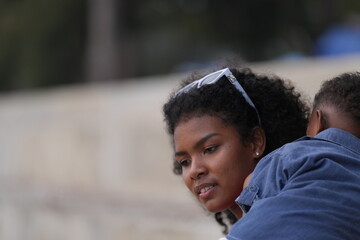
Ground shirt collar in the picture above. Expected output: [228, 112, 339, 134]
[313, 128, 360, 155]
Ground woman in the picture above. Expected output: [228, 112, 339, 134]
[162, 66, 309, 233]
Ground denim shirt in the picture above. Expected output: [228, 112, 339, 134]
[227, 128, 360, 240]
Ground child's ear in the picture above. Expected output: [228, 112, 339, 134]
[307, 109, 327, 136]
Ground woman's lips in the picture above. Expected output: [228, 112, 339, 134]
[195, 183, 217, 199]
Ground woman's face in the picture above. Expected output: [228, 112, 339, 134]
[174, 115, 256, 213]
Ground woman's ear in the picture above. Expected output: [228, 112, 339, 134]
[307, 109, 327, 136]
[251, 126, 266, 159]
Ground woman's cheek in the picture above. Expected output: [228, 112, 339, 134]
[182, 171, 193, 192]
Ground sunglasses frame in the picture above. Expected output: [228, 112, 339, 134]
[175, 68, 262, 126]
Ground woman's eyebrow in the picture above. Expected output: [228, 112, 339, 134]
[193, 133, 220, 150]
[175, 151, 186, 157]
[174, 133, 220, 157]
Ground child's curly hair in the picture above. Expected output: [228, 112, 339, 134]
[314, 71, 360, 124]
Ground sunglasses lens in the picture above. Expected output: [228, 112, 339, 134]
[198, 70, 225, 87]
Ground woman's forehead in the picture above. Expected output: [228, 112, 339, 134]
[174, 115, 235, 144]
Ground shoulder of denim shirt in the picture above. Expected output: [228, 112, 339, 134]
[313, 128, 360, 155]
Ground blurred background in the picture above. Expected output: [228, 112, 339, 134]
[0, 0, 360, 239]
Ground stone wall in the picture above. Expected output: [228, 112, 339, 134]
[0, 55, 359, 240]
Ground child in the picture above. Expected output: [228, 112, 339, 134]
[227, 72, 360, 240]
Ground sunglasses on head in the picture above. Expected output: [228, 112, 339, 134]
[174, 68, 262, 126]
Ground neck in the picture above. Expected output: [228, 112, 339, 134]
[229, 204, 244, 220]
[321, 106, 360, 138]
[343, 125, 360, 139]
[328, 117, 360, 139]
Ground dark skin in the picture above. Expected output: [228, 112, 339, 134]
[306, 105, 360, 138]
[174, 115, 266, 220]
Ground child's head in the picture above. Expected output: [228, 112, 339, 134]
[307, 72, 360, 137]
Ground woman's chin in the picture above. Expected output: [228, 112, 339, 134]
[203, 203, 228, 213]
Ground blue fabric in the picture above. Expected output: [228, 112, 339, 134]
[227, 128, 360, 240]
[315, 25, 360, 56]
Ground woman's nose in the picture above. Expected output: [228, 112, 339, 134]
[190, 159, 207, 180]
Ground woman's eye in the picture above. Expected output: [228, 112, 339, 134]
[204, 145, 218, 154]
[179, 159, 190, 167]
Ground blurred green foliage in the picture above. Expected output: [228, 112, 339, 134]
[0, 0, 359, 91]
[120, 0, 360, 76]
[0, 0, 86, 91]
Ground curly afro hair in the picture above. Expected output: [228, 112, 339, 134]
[162, 66, 310, 234]
[313, 71, 360, 124]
